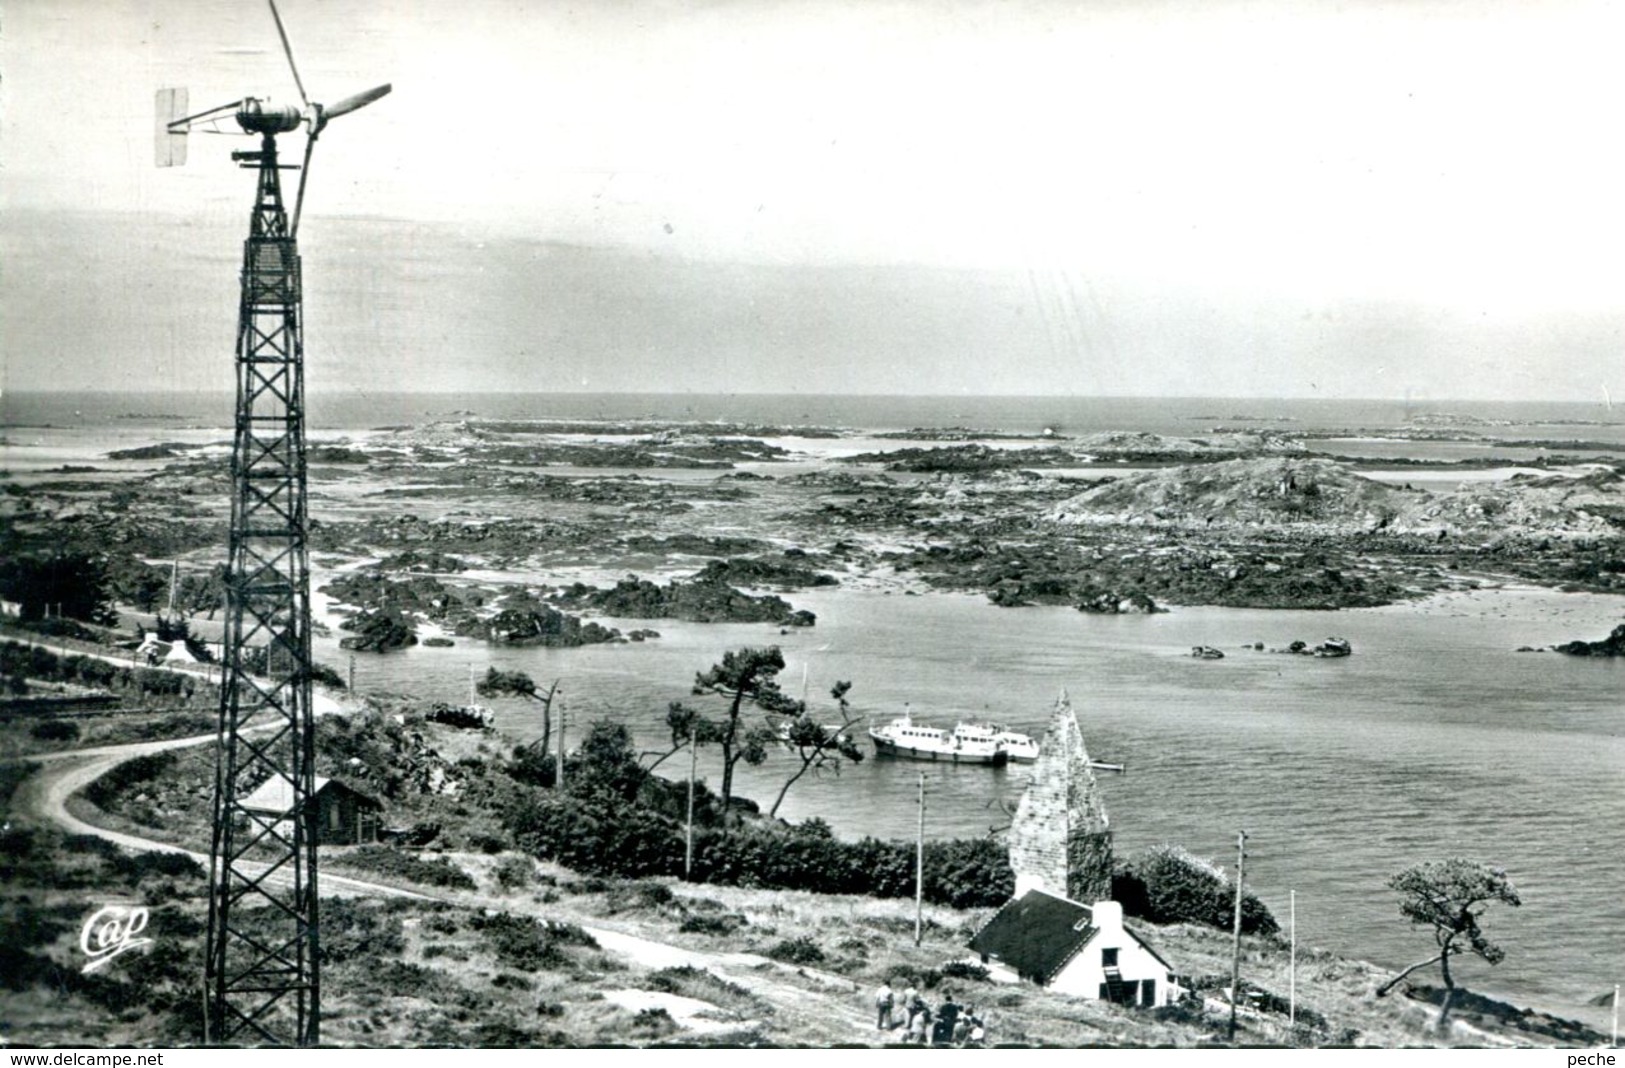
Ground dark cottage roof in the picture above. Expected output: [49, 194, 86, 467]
[968, 889, 1095, 984]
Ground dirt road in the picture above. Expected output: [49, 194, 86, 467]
[11, 723, 872, 1042]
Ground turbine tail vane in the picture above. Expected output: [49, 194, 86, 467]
[155, 88, 189, 166]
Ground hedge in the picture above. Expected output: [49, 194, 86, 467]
[503, 794, 1013, 907]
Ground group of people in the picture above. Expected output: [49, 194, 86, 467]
[873, 981, 986, 1046]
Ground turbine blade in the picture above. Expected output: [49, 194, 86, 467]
[324, 83, 392, 120]
[291, 130, 318, 238]
[267, 0, 309, 108]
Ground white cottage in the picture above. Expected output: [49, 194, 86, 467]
[968, 889, 1182, 1008]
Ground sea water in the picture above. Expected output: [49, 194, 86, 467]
[7, 391, 1624, 1026]
[325, 584, 1625, 1028]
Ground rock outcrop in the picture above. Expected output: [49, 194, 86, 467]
[552, 574, 815, 627]
[1051, 458, 1415, 531]
[1554, 622, 1625, 657]
[1051, 458, 1625, 539]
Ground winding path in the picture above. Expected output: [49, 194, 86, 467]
[11, 710, 872, 1042]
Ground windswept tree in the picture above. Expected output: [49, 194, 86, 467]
[478, 667, 560, 760]
[767, 680, 864, 819]
[644, 700, 725, 773]
[1376, 859, 1522, 1030]
[177, 564, 228, 619]
[107, 557, 170, 613]
[690, 646, 800, 814]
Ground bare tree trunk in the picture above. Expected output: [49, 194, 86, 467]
[720, 750, 737, 813]
[718, 691, 744, 812]
[534, 679, 558, 758]
[1376, 952, 1447, 997]
[644, 743, 685, 774]
[1436, 944, 1457, 1033]
[769, 757, 814, 819]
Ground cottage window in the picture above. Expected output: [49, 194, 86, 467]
[328, 803, 341, 831]
[1101, 947, 1119, 967]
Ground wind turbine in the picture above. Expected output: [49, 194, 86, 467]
[158, 2, 390, 233]
[156, 0, 389, 1047]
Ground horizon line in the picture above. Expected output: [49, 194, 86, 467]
[3, 388, 1615, 407]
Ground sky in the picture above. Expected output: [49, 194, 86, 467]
[3, 0, 1624, 402]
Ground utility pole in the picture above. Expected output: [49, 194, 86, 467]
[554, 690, 567, 795]
[914, 772, 925, 947]
[1289, 889, 1296, 1033]
[685, 726, 698, 881]
[1228, 830, 1248, 1043]
[347, 653, 355, 695]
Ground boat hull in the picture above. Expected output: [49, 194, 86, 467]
[870, 733, 1008, 766]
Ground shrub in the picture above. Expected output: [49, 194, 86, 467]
[679, 913, 747, 936]
[506, 790, 1013, 907]
[315, 899, 405, 964]
[940, 960, 991, 983]
[471, 912, 597, 971]
[84, 751, 176, 809]
[505, 795, 683, 880]
[336, 845, 477, 892]
[29, 719, 81, 742]
[494, 855, 534, 890]
[1114, 845, 1278, 935]
[119, 850, 205, 882]
[606, 880, 675, 913]
[765, 936, 825, 965]
[628, 1006, 677, 1040]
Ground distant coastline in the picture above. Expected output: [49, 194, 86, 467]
[5, 390, 1620, 438]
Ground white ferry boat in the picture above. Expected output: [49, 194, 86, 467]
[868, 710, 1039, 766]
[994, 730, 1041, 763]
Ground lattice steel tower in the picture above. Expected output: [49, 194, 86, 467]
[156, 2, 390, 1045]
[208, 130, 319, 1046]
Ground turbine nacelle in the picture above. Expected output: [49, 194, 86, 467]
[235, 98, 305, 136]
[232, 85, 391, 137]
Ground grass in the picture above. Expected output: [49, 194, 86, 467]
[11, 815, 1601, 1048]
[327, 845, 479, 892]
[0, 706, 218, 761]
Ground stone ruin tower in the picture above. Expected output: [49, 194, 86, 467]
[1008, 691, 1113, 903]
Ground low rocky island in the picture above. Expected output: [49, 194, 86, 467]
[550, 574, 816, 626]
[7, 420, 1623, 629]
[1552, 621, 1625, 657]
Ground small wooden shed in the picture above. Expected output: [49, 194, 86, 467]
[239, 775, 383, 846]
